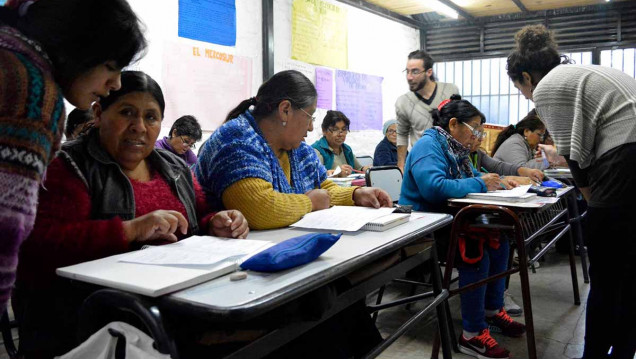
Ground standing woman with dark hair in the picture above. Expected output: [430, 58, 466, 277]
[311, 110, 369, 177]
[155, 114, 203, 167]
[400, 95, 526, 359]
[0, 0, 146, 314]
[195, 70, 391, 231]
[508, 24, 636, 359]
[491, 110, 548, 169]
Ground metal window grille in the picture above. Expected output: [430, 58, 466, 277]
[600, 48, 636, 78]
[433, 52, 592, 125]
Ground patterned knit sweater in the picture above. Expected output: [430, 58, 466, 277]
[0, 25, 65, 311]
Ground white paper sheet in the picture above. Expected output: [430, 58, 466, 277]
[290, 206, 396, 231]
[328, 166, 342, 177]
[474, 184, 532, 198]
[120, 237, 272, 266]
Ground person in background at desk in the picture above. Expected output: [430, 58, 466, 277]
[0, 0, 146, 319]
[155, 114, 202, 167]
[195, 70, 391, 231]
[508, 24, 636, 359]
[14, 71, 249, 358]
[395, 49, 460, 172]
[312, 110, 370, 177]
[399, 95, 526, 359]
[373, 119, 402, 166]
[64, 108, 95, 141]
[491, 109, 549, 170]
[470, 129, 544, 185]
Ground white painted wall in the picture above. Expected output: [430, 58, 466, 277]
[76, 1, 419, 158]
[273, 0, 419, 156]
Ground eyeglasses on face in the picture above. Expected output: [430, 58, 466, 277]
[403, 68, 426, 76]
[386, 129, 397, 135]
[298, 107, 316, 123]
[179, 136, 196, 149]
[327, 127, 349, 135]
[461, 122, 485, 139]
[534, 131, 546, 141]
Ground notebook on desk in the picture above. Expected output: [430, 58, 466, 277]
[361, 213, 411, 231]
[56, 236, 273, 297]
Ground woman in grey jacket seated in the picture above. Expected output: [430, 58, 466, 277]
[470, 131, 544, 184]
[491, 110, 549, 169]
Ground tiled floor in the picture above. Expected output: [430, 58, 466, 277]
[0, 248, 589, 359]
[374, 249, 589, 359]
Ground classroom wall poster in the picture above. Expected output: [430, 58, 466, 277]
[178, 0, 236, 46]
[335, 70, 383, 131]
[275, 58, 316, 84]
[162, 41, 251, 132]
[291, 0, 347, 69]
[315, 67, 333, 110]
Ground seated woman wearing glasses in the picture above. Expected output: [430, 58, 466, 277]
[312, 110, 370, 177]
[155, 114, 202, 167]
[195, 70, 391, 231]
[373, 119, 401, 166]
[399, 95, 525, 359]
[491, 110, 549, 169]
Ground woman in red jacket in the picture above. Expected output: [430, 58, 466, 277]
[14, 71, 248, 358]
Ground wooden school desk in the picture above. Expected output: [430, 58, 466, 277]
[433, 186, 584, 359]
[71, 212, 454, 359]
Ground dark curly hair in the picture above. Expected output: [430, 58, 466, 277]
[507, 25, 571, 85]
[408, 49, 437, 82]
[170, 115, 202, 141]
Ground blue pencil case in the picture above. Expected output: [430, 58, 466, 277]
[241, 232, 342, 272]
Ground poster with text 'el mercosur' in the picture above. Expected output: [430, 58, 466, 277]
[292, 0, 347, 69]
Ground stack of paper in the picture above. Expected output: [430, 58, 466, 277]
[466, 184, 536, 202]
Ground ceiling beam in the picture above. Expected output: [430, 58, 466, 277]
[511, 0, 529, 13]
[335, 0, 428, 29]
[437, 0, 475, 21]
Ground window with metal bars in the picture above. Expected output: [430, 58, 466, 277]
[600, 48, 636, 78]
[432, 52, 592, 125]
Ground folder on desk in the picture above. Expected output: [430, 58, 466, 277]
[56, 236, 273, 297]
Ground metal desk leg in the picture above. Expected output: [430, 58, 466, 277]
[429, 238, 453, 359]
[567, 191, 590, 283]
[515, 232, 537, 359]
[565, 202, 582, 305]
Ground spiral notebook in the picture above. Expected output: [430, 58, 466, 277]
[361, 213, 411, 232]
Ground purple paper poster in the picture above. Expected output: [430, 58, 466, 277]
[315, 67, 333, 109]
[335, 70, 383, 130]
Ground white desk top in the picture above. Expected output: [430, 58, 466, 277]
[165, 212, 451, 313]
[448, 186, 573, 209]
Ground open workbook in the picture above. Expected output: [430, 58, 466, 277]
[56, 236, 273, 297]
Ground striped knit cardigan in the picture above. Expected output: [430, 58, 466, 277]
[0, 25, 65, 311]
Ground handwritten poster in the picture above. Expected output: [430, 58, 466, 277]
[315, 67, 333, 109]
[162, 41, 251, 131]
[291, 0, 347, 69]
[335, 70, 383, 131]
[178, 0, 236, 46]
[275, 58, 316, 83]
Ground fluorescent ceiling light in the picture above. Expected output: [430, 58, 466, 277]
[428, 0, 459, 19]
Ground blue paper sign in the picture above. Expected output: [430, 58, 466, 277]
[178, 0, 236, 46]
[335, 70, 383, 131]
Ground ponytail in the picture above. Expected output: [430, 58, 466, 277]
[225, 97, 257, 123]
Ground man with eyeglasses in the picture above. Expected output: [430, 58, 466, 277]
[395, 50, 459, 172]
